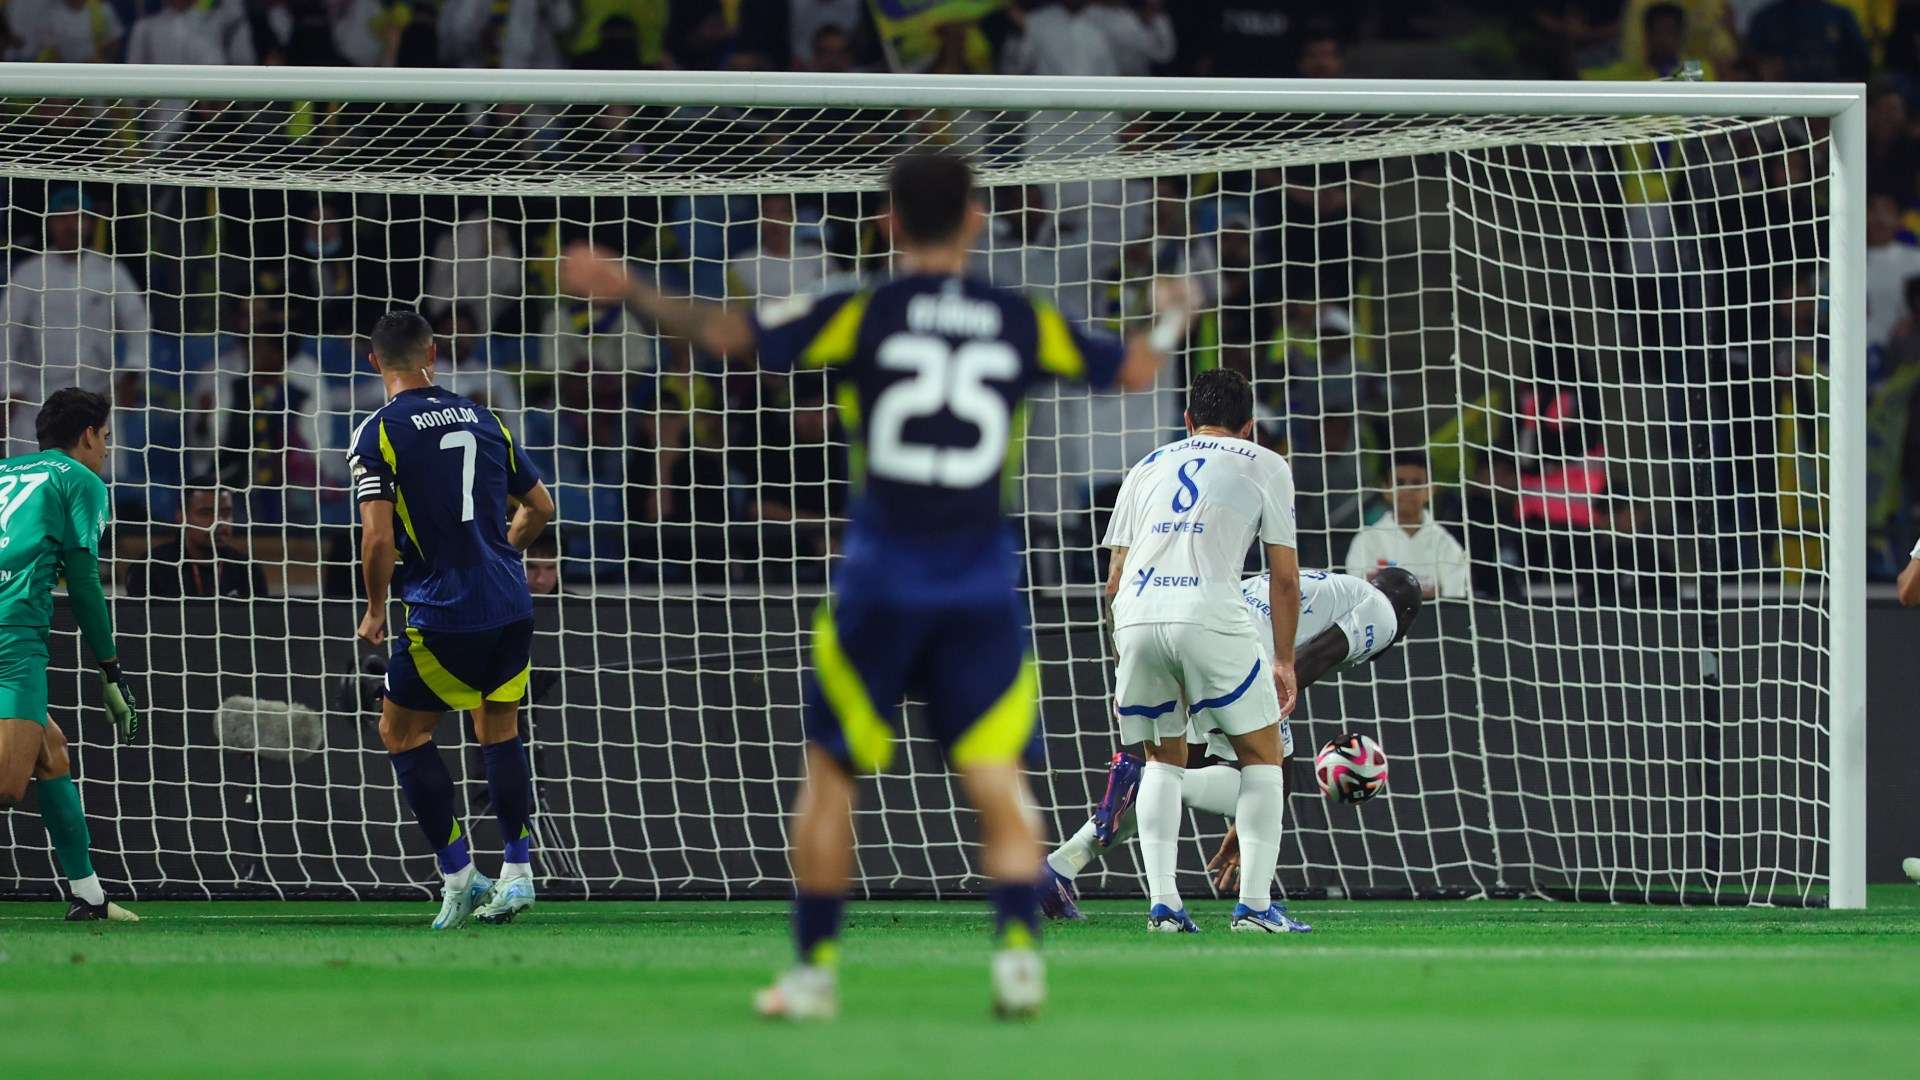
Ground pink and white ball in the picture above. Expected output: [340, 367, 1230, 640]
[1314, 733, 1388, 804]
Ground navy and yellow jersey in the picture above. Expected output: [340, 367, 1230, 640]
[348, 387, 542, 633]
[749, 273, 1125, 541]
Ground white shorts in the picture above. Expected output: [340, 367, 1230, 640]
[1192, 580, 1398, 761]
[1112, 621, 1280, 747]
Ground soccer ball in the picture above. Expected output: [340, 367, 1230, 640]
[1315, 733, 1388, 803]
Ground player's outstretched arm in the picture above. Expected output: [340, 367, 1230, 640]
[1112, 278, 1198, 391]
[60, 545, 138, 741]
[358, 500, 398, 647]
[507, 480, 556, 552]
[560, 242, 757, 359]
[1899, 554, 1920, 607]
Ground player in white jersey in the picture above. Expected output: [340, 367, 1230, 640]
[1101, 368, 1302, 933]
[1041, 565, 1424, 917]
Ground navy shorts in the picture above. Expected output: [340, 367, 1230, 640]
[386, 618, 534, 714]
[803, 590, 1039, 775]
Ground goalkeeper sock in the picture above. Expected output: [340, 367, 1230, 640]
[389, 743, 471, 877]
[1138, 761, 1185, 911]
[1181, 764, 1243, 817]
[991, 883, 1040, 949]
[793, 893, 844, 967]
[69, 873, 105, 906]
[481, 737, 534, 878]
[36, 774, 95, 887]
[1233, 764, 1286, 910]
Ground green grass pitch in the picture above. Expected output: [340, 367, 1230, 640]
[4, 888, 1918, 1078]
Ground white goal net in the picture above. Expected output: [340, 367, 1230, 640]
[0, 68, 1863, 907]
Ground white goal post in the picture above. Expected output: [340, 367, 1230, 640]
[0, 65, 1864, 908]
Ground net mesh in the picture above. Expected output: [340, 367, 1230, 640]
[0, 89, 1833, 905]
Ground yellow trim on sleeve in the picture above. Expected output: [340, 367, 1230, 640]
[405, 626, 482, 711]
[377, 420, 422, 552]
[1032, 299, 1087, 380]
[948, 657, 1039, 767]
[835, 381, 866, 494]
[492, 411, 520, 475]
[800, 293, 870, 369]
[809, 602, 894, 773]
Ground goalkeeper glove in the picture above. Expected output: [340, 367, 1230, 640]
[99, 662, 139, 742]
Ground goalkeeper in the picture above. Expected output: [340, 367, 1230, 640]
[0, 388, 141, 922]
[1041, 566, 1422, 919]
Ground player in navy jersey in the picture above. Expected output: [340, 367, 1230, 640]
[349, 311, 556, 929]
[561, 151, 1196, 1019]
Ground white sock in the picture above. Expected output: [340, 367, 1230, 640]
[1233, 764, 1286, 910]
[1181, 764, 1243, 817]
[500, 861, 532, 881]
[1046, 819, 1101, 880]
[70, 873, 105, 906]
[445, 863, 475, 892]
[1138, 761, 1185, 911]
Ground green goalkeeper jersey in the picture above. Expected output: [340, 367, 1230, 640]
[0, 449, 115, 657]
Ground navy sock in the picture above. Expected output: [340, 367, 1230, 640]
[992, 883, 1040, 949]
[793, 892, 845, 966]
[481, 737, 534, 866]
[390, 743, 469, 875]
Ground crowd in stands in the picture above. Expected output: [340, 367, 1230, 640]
[0, 0, 1913, 597]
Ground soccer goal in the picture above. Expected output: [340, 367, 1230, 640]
[0, 65, 1864, 908]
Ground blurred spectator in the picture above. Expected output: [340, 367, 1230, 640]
[526, 531, 561, 594]
[1294, 21, 1344, 77]
[423, 207, 526, 334]
[1618, 0, 1739, 72]
[1534, 1, 1623, 76]
[791, 0, 870, 68]
[125, 484, 267, 600]
[333, 0, 412, 66]
[728, 195, 829, 301]
[126, 0, 228, 141]
[1745, 0, 1869, 82]
[1866, 192, 1920, 356]
[7, 0, 124, 63]
[670, 0, 789, 69]
[1343, 453, 1471, 600]
[197, 333, 321, 523]
[1584, 2, 1707, 79]
[222, 0, 348, 65]
[804, 22, 860, 71]
[1866, 83, 1917, 203]
[636, 339, 731, 525]
[569, 2, 669, 67]
[283, 202, 373, 338]
[431, 309, 525, 415]
[0, 187, 150, 457]
[971, 185, 1089, 316]
[1002, 0, 1175, 78]
[441, 0, 577, 68]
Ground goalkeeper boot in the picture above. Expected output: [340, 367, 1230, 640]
[65, 898, 139, 923]
[1229, 901, 1312, 934]
[1146, 904, 1201, 933]
[991, 948, 1045, 1019]
[1091, 752, 1143, 847]
[474, 875, 535, 924]
[431, 869, 494, 930]
[1039, 863, 1084, 922]
[755, 966, 838, 1021]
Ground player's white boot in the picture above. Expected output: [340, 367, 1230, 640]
[474, 875, 535, 924]
[755, 966, 839, 1021]
[991, 949, 1045, 1019]
[431, 868, 494, 930]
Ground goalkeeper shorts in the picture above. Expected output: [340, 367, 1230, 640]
[802, 591, 1040, 775]
[0, 626, 50, 726]
[385, 618, 534, 714]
